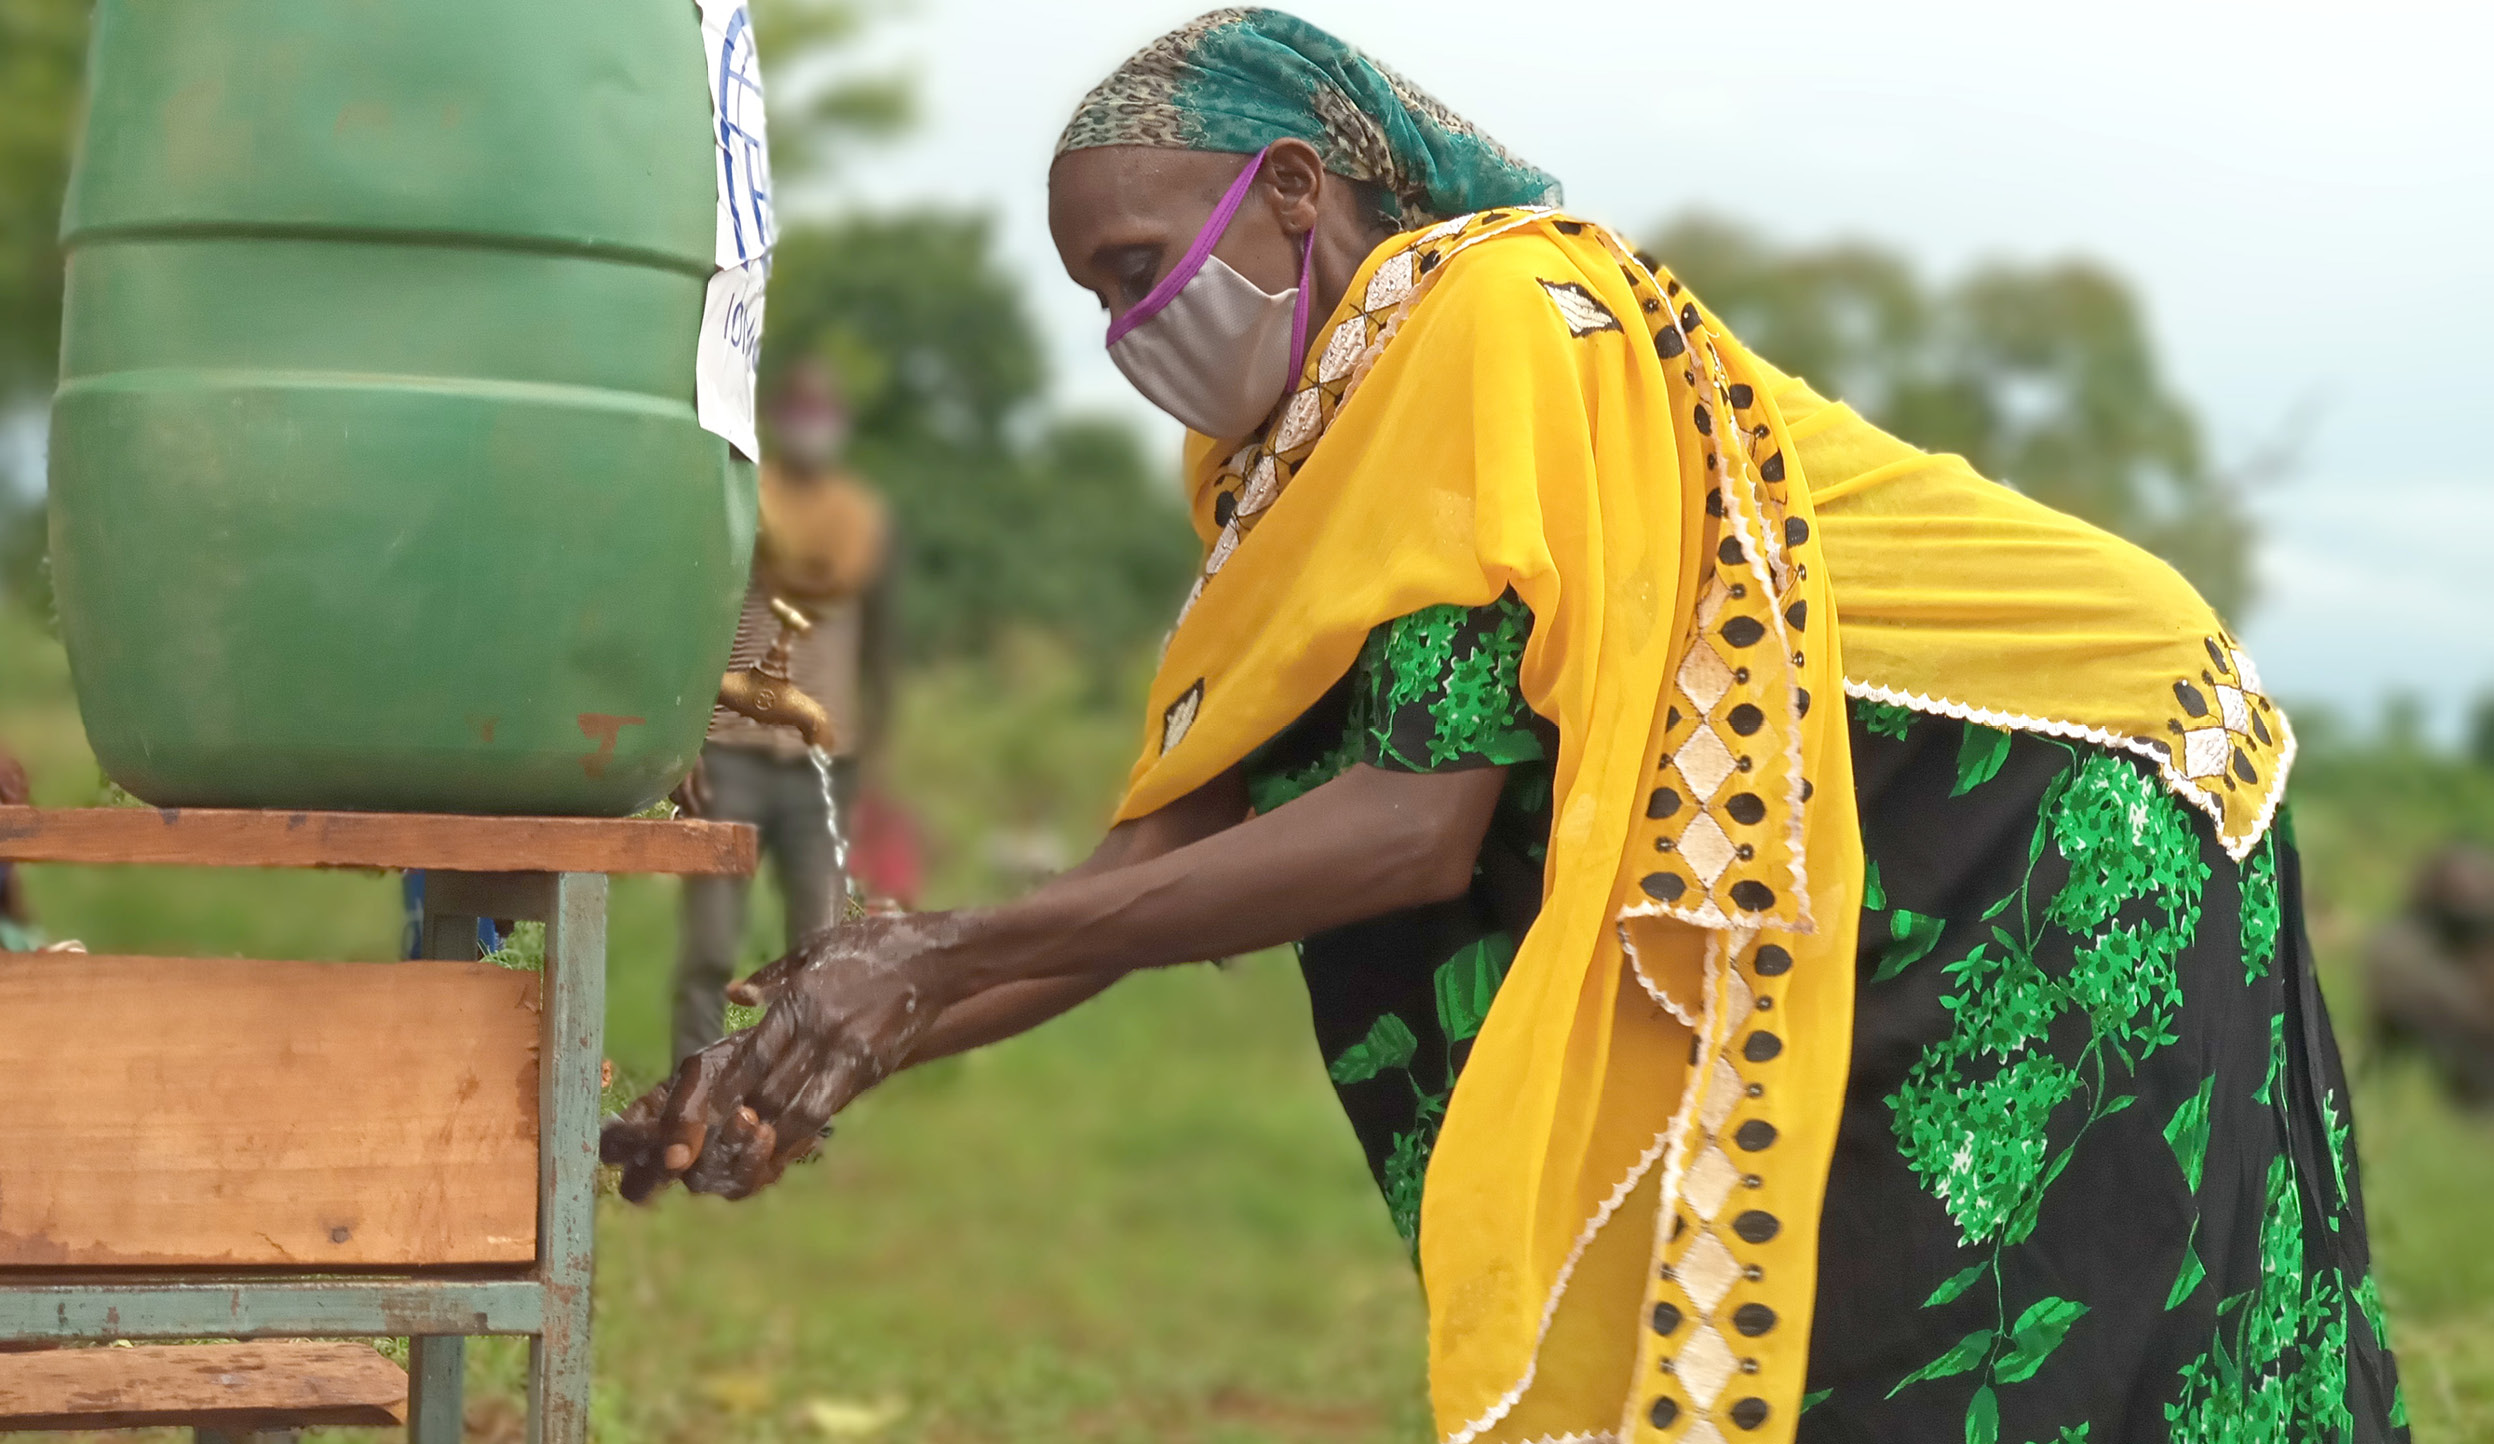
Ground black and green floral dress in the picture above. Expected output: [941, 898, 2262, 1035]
[1244, 599, 2409, 1444]
[1246, 595, 1556, 1246]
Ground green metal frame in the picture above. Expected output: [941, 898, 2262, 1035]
[0, 869, 610, 1444]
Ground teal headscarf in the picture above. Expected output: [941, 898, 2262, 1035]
[1057, 8, 1562, 228]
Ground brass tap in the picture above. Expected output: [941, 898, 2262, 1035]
[715, 596, 837, 751]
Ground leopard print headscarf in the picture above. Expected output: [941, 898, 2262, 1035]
[1056, 8, 1561, 228]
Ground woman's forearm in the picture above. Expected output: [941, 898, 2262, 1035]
[904, 975, 1119, 1064]
[606, 763, 1501, 1201]
[897, 765, 1254, 1064]
[930, 762, 1505, 1003]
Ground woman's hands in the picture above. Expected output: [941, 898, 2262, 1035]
[602, 760, 1508, 1205]
[600, 771, 1254, 1205]
[600, 910, 970, 1201]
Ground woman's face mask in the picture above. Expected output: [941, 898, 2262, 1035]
[1105, 146, 1314, 440]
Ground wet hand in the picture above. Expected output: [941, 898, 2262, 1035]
[599, 911, 965, 1201]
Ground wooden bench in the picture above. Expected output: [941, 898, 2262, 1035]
[0, 1341, 407, 1435]
[0, 807, 757, 1443]
[0, 953, 542, 1270]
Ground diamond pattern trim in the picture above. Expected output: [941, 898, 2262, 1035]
[1365, 250, 1417, 310]
[1679, 813, 1735, 886]
[1698, 1057, 1743, 1133]
[1685, 1147, 1738, 1222]
[1678, 644, 1734, 713]
[1676, 1325, 1736, 1412]
[1676, 1229, 1739, 1315]
[1674, 728, 1736, 804]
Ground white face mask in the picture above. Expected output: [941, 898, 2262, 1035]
[1105, 146, 1314, 440]
[773, 414, 847, 469]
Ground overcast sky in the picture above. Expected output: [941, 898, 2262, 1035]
[831, 0, 2494, 736]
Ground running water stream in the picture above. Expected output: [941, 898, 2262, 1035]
[809, 744, 858, 919]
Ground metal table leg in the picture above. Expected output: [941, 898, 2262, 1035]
[531, 874, 606, 1444]
[405, 1335, 465, 1444]
[412, 889, 483, 1443]
[417, 870, 608, 1444]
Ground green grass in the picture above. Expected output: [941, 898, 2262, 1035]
[2275, 735, 2494, 1442]
[4, 600, 2490, 1440]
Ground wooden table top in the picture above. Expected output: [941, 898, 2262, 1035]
[0, 805, 756, 875]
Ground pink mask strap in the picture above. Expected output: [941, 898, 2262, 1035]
[1105, 144, 1275, 346]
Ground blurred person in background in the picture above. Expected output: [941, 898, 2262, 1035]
[0, 742, 33, 951]
[844, 784, 926, 911]
[611, 11, 2405, 1444]
[2364, 842, 2494, 1104]
[398, 872, 501, 960]
[671, 358, 897, 1066]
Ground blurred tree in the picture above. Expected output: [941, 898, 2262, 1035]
[2380, 691, 2429, 756]
[1653, 214, 2253, 620]
[0, 497, 44, 623]
[750, 3, 1192, 664]
[764, 213, 1040, 452]
[764, 212, 1196, 661]
[2467, 694, 2494, 771]
[751, 0, 911, 189]
[0, 0, 85, 611]
[0, 0, 86, 402]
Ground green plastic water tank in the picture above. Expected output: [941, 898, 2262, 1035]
[48, 0, 755, 814]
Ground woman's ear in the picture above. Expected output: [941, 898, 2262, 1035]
[1262, 137, 1326, 237]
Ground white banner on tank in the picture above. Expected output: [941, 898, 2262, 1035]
[693, 0, 774, 458]
[699, 0, 775, 268]
[697, 257, 769, 462]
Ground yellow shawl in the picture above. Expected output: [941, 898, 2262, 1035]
[1114, 210, 2289, 1444]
